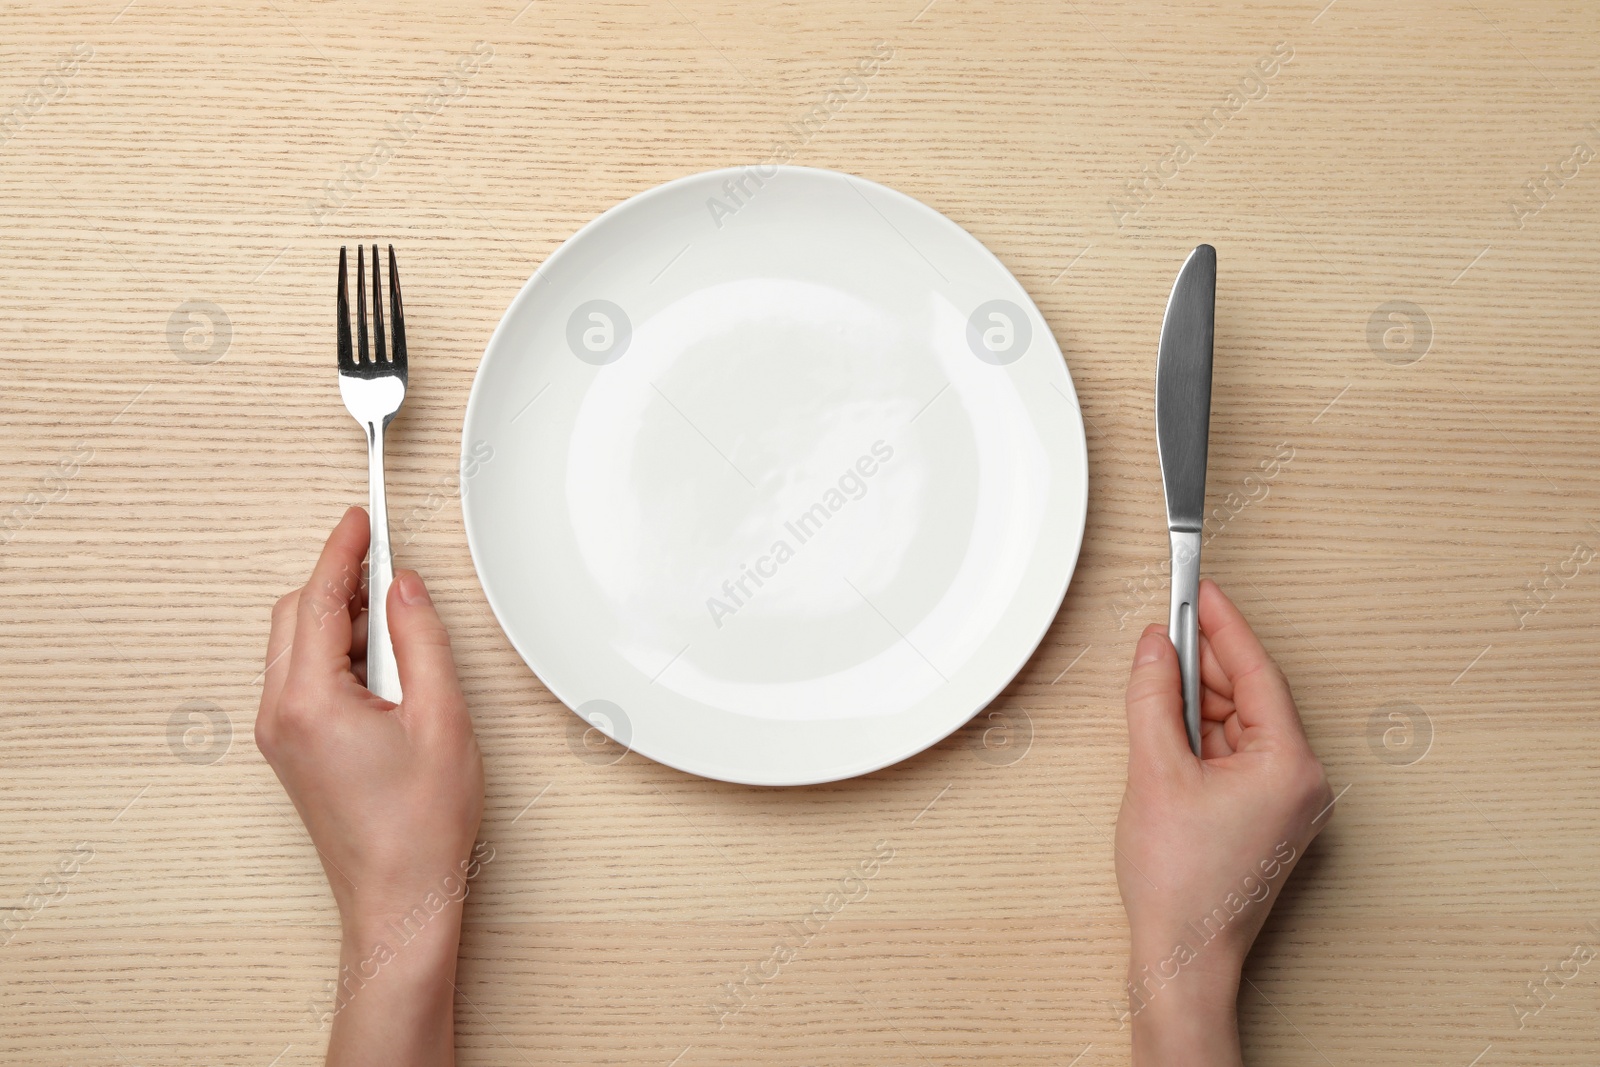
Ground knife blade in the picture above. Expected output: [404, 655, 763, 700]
[1156, 243, 1215, 755]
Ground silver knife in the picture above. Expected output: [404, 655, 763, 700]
[1156, 244, 1215, 755]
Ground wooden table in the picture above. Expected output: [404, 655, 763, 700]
[3, 1, 1598, 1063]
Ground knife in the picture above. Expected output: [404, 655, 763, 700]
[1156, 244, 1216, 755]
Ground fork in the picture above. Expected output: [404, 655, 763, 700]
[337, 244, 408, 703]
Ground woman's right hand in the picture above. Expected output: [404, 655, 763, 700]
[1115, 579, 1333, 1066]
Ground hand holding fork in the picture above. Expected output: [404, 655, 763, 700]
[337, 244, 408, 702]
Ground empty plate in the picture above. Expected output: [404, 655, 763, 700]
[462, 166, 1087, 785]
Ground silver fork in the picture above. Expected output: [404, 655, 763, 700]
[337, 244, 408, 703]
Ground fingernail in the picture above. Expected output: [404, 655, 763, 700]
[1134, 629, 1165, 666]
[398, 570, 431, 606]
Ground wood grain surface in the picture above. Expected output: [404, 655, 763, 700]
[3, 1, 1599, 1064]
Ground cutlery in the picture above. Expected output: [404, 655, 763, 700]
[337, 244, 408, 703]
[1156, 243, 1215, 755]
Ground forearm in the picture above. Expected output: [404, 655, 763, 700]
[325, 907, 463, 1067]
[1127, 943, 1242, 1067]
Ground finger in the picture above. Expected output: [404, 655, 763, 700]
[1200, 686, 1235, 722]
[1199, 632, 1232, 700]
[387, 570, 466, 718]
[1223, 710, 1245, 751]
[292, 507, 371, 682]
[1197, 579, 1302, 736]
[351, 609, 369, 662]
[1199, 717, 1234, 759]
[350, 609, 369, 686]
[1124, 624, 1194, 774]
[261, 589, 299, 713]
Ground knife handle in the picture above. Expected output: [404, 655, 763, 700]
[1167, 529, 1202, 755]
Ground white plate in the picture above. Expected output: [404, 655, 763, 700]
[462, 166, 1087, 786]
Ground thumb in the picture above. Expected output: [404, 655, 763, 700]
[386, 570, 466, 715]
[1124, 625, 1193, 775]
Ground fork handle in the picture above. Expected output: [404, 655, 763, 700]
[365, 418, 402, 703]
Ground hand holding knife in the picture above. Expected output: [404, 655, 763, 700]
[1156, 244, 1216, 755]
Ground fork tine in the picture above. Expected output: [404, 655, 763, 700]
[387, 245, 406, 376]
[356, 244, 369, 366]
[337, 246, 353, 371]
[371, 243, 387, 366]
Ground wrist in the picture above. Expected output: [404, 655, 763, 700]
[1125, 949, 1241, 1067]
[324, 907, 462, 1047]
[325, 927, 461, 1067]
[1130, 996, 1241, 1067]
[1130, 925, 1247, 974]
[342, 895, 464, 970]
[1126, 962, 1238, 1021]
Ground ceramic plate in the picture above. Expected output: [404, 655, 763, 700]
[462, 166, 1087, 785]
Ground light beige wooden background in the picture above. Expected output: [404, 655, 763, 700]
[2, 0, 1598, 1064]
